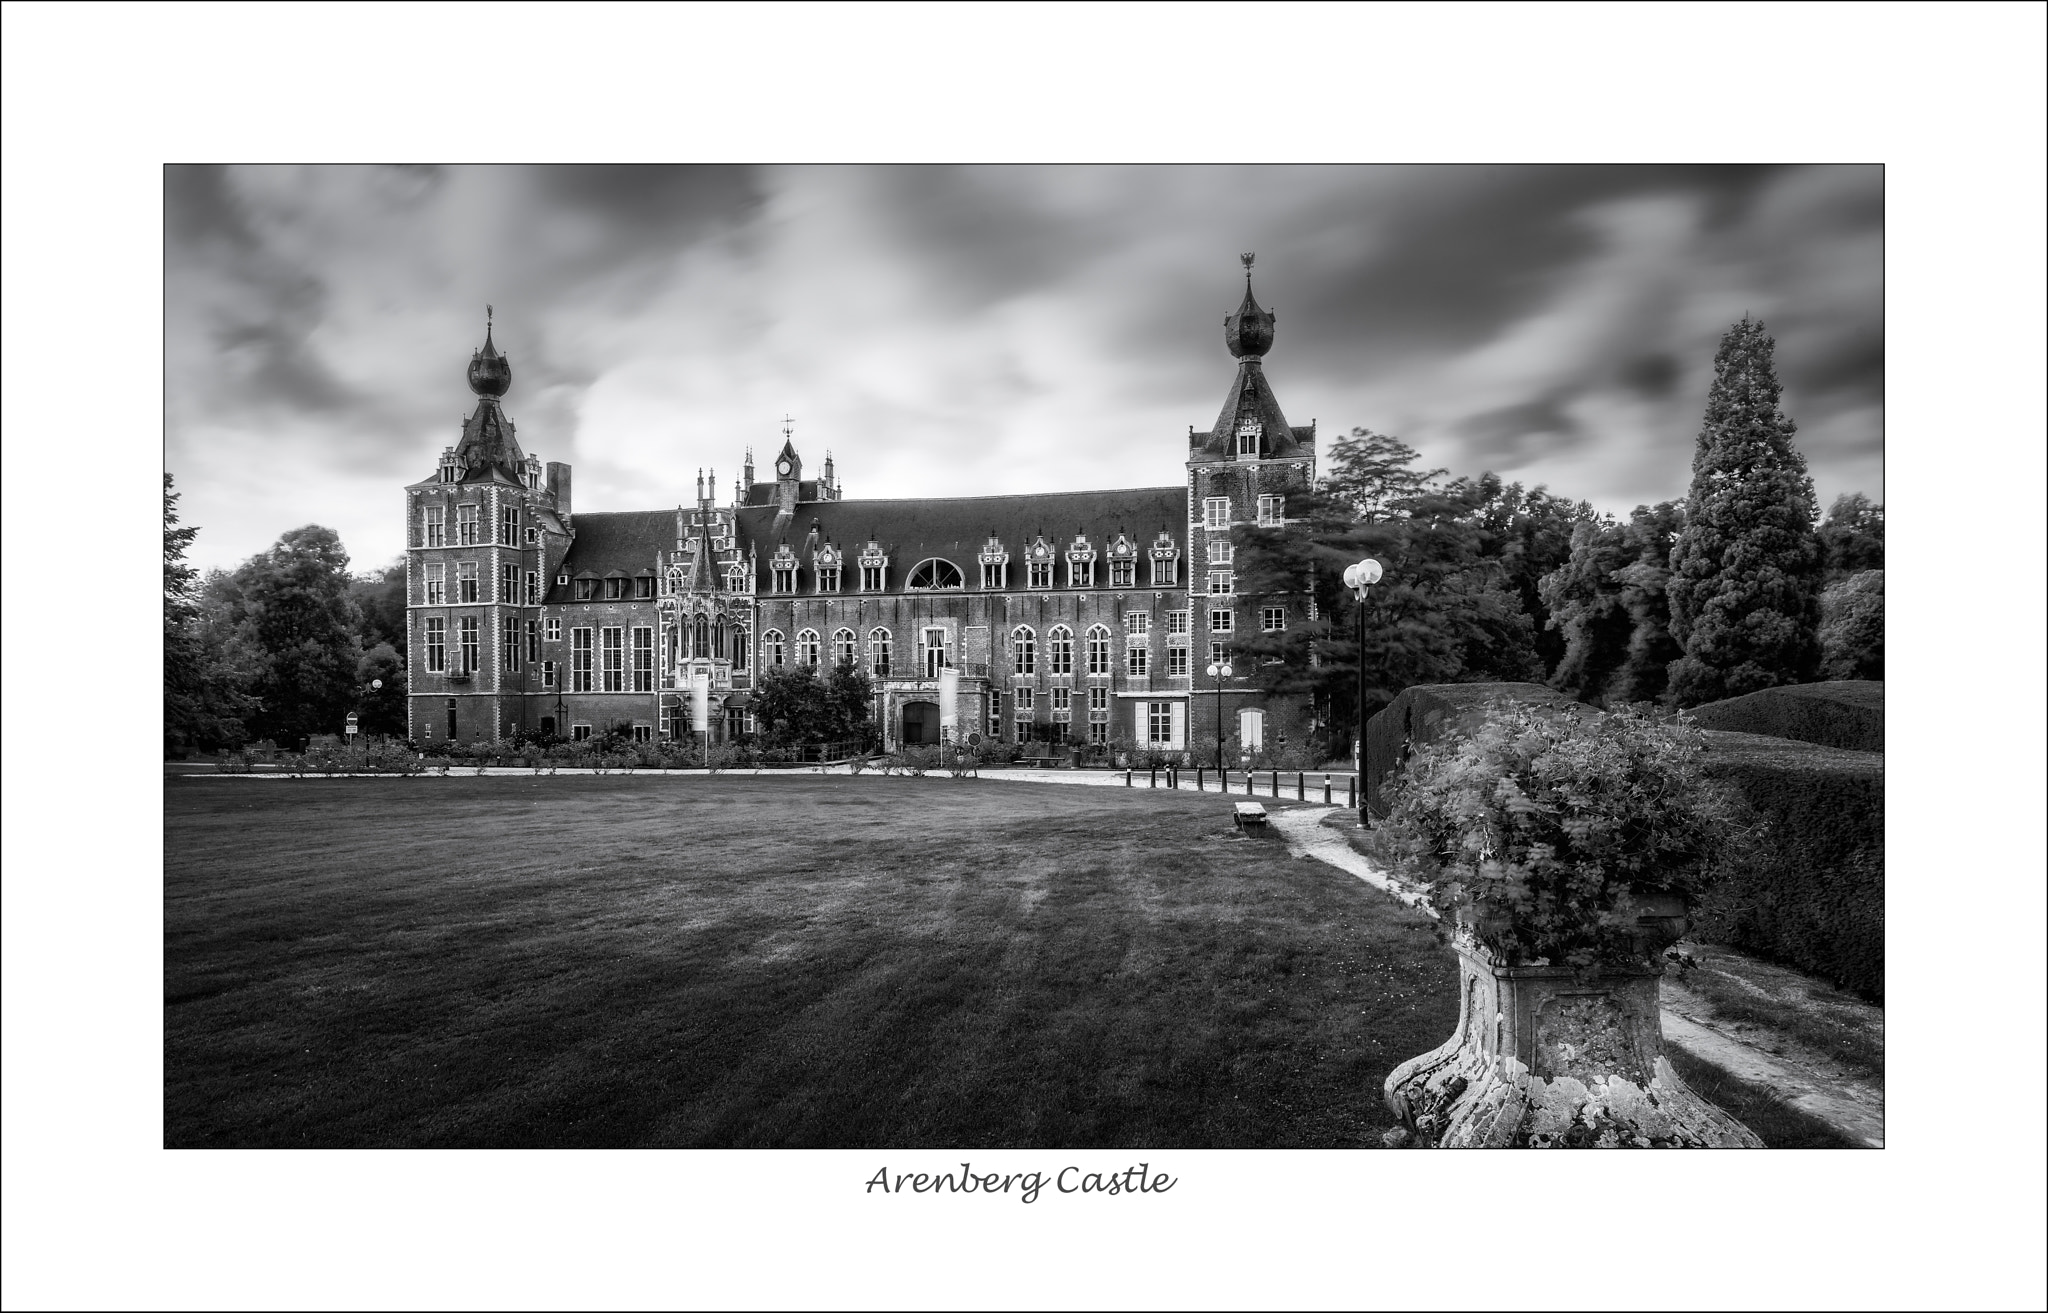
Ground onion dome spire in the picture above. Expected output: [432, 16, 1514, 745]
[1223, 252, 1275, 359]
[468, 304, 512, 397]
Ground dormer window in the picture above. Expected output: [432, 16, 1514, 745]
[1066, 536, 1096, 589]
[1235, 418, 1263, 458]
[814, 545, 842, 594]
[667, 567, 685, 595]
[774, 566, 796, 594]
[907, 559, 964, 591]
[978, 535, 1009, 590]
[575, 577, 597, 601]
[858, 541, 888, 592]
[726, 563, 747, 593]
[605, 576, 630, 601]
[1150, 531, 1180, 587]
[634, 576, 655, 600]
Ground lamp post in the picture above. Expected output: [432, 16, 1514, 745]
[1204, 659, 1233, 779]
[1341, 558, 1383, 827]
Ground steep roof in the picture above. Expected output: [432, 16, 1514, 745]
[734, 486, 1186, 590]
[545, 510, 673, 601]
[1191, 358, 1312, 460]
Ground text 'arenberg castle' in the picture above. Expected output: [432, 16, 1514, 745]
[405, 262, 1318, 753]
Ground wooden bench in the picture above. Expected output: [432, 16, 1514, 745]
[1233, 801, 1269, 831]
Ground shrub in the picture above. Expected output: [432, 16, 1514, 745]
[947, 751, 981, 778]
[1685, 680, 1882, 754]
[1372, 699, 1754, 973]
[1363, 682, 1583, 821]
[213, 752, 254, 774]
[888, 745, 939, 777]
[1691, 730, 1884, 1001]
[1818, 570, 1883, 680]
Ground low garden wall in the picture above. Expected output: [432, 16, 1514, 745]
[1363, 683, 1885, 1002]
[1685, 680, 1884, 753]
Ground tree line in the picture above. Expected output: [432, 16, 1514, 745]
[1236, 316, 1883, 744]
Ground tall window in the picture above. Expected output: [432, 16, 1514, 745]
[458, 562, 479, 603]
[541, 659, 555, 688]
[1127, 644, 1150, 676]
[602, 627, 625, 691]
[1262, 606, 1286, 632]
[525, 525, 539, 545]
[817, 566, 840, 593]
[525, 571, 539, 605]
[727, 564, 747, 593]
[981, 561, 1006, 589]
[1085, 625, 1111, 675]
[1050, 687, 1072, 723]
[527, 619, 540, 663]
[501, 617, 521, 671]
[1028, 560, 1052, 589]
[1046, 625, 1073, 675]
[1167, 644, 1189, 677]
[457, 504, 480, 545]
[764, 629, 786, 667]
[832, 628, 857, 668]
[796, 628, 821, 667]
[1148, 702, 1174, 744]
[1068, 558, 1094, 588]
[500, 506, 519, 544]
[425, 618, 446, 672]
[1088, 685, 1110, 741]
[869, 628, 891, 675]
[774, 566, 796, 594]
[501, 564, 519, 604]
[1109, 559, 1133, 587]
[546, 617, 561, 642]
[458, 617, 479, 673]
[424, 563, 446, 606]
[425, 507, 445, 547]
[1203, 497, 1229, 530]
[1011, 626, 1035, 675]
[633, 627, 654, 691]
[921, 627, 948, 678]
[861, 563, 884, 591]
[1151, 556, 1177, 586]
[1258, 494, 1284, 526]
[732, 628, 749, 671]
[571, 628, 593, 691]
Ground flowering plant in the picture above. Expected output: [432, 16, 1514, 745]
[1373, 699, 1753, 972]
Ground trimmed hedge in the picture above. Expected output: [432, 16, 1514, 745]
[1690, 730, 1885, 1002]
[1686, 680, 1884, 753]
[1363, 684, 1885, 1003]
[1363, 683, 1583, 821]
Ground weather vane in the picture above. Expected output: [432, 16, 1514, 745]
[1240, 252, 1255, 274]
[782, 414, 794, 440]
[487, 303, 493, 325]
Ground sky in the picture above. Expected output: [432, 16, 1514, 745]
[166, 163, 1882, 573]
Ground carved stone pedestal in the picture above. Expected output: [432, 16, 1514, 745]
[1384, 943, 1762, 1148]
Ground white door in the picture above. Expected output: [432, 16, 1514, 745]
[1239, 707, 1264, 751]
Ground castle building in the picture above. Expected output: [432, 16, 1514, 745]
[405, 265, 1318, 756]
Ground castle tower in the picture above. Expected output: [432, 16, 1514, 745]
[402, 308, 572, 744]
[1185, 256, 1317, 756]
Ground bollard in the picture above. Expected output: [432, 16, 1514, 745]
[1245, 770, 1253, 796]
[1150, 766, 1158, 789]
[1347, 776, 1356, 809]
[1297, 771, 1305, 801]
[1197, 766, 1205, 792]
[1322, 774, 1331, 804]
[1124, 769, 1132, 787]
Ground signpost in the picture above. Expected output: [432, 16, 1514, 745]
[691, 670, 711, 767]
[344, 712, 359, 744]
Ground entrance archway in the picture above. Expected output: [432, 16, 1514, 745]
[901, 700, 940, 745]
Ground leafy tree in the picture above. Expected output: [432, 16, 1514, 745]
[1540, 500, 1686, 706]
[1322, 427, 1445, 523]
[824, 661, 877, 748]
[1817, 569, 1883, 680]
[1666, 318, 1823, 706]
[1457, 473, 1602, 676]
[355, 643, 408, 737]
[163, 474, 253, 754]
[751, 664, 832, 746]
[236, 525, 365, 748]
[1817, 492, 1884, 583]
[349, 557, 408, 658]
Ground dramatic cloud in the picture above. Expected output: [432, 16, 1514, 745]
[164, 164, 1882, 571]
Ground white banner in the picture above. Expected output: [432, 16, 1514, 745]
[691, 670, 711, 732]
[938, 665, 959, 732]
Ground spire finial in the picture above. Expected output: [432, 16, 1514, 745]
[782, 414, 795, 441]
[1240, 252, 1255, 283]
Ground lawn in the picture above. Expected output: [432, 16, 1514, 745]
[165, 773, 1462, 1148]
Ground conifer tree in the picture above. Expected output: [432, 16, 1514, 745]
[1665, 318, 1822, 706]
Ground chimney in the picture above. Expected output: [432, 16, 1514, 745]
[546, 461, 572, 516]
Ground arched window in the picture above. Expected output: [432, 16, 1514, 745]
[796, 628, 821, 667]
[1012, 626, 1036, 675]
[832, 627, 857, 669]
[1047, 625, 1073, 675]
[764, 629, 786, 667]
[714, 615, 728, 659]
[869, 627, 892, 676]
[732, 627, 749, 671]
[1085, 624, 1112, 675]
[906, 558, 965, 590]
[693, 614, 710, 659]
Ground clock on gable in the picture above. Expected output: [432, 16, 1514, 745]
[777, 458, 793, 477]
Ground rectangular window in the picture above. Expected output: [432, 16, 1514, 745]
[424, 563, 446, 606]
[1211, 608, 1234, 633]
[425, 507, 445, 547]
[457, 504, 479, 545]
[459, 617, 479, 673]
[1014, 686, 1035, 716]
[862, 564, 884, 591]
[542, 659, 556, 688]
[1262, 606, 1286, 632]
[1208, 571, 1234, 595]
[635, 576, 655, 600]
[501, 617, 521, 672]
[1148, 702, 1172, 745]
[574, 578, 597, 601]
[1050, 687, 1071, 723]
[632, 627, 654, 692]
[571, 723, 592, 742]
[501, 506, 519, 545]
[1109, 559, 1133, 587]
[1203, 497, 1229, 530]
[1088, 685, 1109, 720]
[633, 724, 653, 744]
[424, 618, 446, 672]
[922, 627, 948, 679]
[527, 619, 539, 663]
[605, 577, 628, 601]
[1069, 559, 1094, 588]
[501, 564, 519, 604]
[981, 562, 1005, 590]
[1209, 540, 1233, 564]
[525, 571, 539, 606]
[1167, 645, 1189, 677]
[1258, 494, 1284, 526]
[1166, 610, 1190, 635]
[1125, 612, 1150, 636]
[1127, 645, 1150, 676]
[525, 525, 539, 545]
[1089, 720, 1108, 744]
[458, 562, 479, 603]
[602, 627, 624, 692]
[547, 617, 561, 643]
[774, 567, 795, 594]
[814, 567, 837, 594]
[1209, 641, 1229, 666]
[572, 628, 593, 691]
[1028, 561, 1052, 589]
[1151, 556, 1177, 586]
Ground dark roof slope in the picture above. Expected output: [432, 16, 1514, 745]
[545, 510, 674, 601]
[735, 487, 1186, 590]
[1191, 358, 1311, 460]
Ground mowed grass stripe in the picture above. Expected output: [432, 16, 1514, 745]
[166, 774, 1459, 1147]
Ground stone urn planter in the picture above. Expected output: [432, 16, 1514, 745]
[1383, 894, 1762, 1148]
